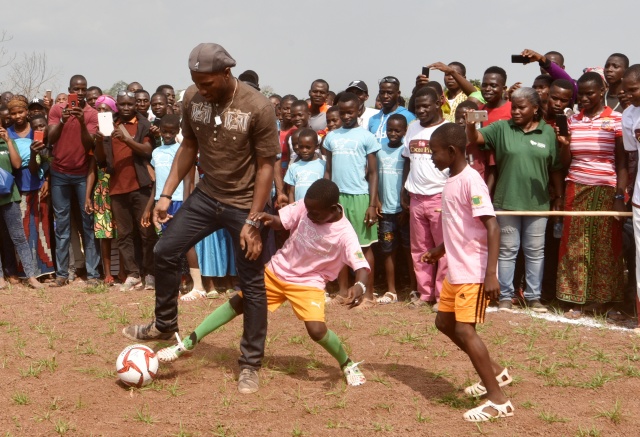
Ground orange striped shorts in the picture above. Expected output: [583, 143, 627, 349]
[438, 279, 489, 324]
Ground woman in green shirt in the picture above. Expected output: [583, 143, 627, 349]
[466, 87, 564, 313]
[0, 130, 43, 289]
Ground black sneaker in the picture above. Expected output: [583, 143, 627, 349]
[121, 321, 175, 342]
[526, 299, 548, 313]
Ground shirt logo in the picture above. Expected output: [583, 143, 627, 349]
[310, 301, 321, 308]
[472, 195, 482, 206]
[529, 140, 546, 149]
[194, 61, 199, 71]
[355, 251, 365, 260]
[409, 139, 432, 154]
[383, 232, 394, 242]
[601, 118, 614, 132]
[191, 101, 212, 124]
[224, 109, 251, 133]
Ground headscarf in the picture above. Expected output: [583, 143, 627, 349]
[6, 95, 28, 111]
[95, 95, 118, 113]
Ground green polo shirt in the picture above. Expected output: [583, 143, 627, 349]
[480, 119, 561, 211]
[0, 139, 20, 206]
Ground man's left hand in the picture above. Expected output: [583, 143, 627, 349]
[240, 224, 262, 260]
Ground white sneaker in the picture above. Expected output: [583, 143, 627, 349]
[144, 275, 155, 290]
[120, 275, 142, 292]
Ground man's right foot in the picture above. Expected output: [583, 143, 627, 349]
[120, 275, 143, 292]
[343, 360, 366, 386]
[156, 333, 191, 362]
[49, 277, 69, 288]
[122, 321, 175, 342]
[498, 300, 513, 312]
[237, 368, 260, 394]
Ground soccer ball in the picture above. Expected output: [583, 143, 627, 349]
[116, 344, 159, 388]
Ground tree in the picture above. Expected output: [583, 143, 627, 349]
[103, 80, 128, 98]
[261, 85, 275, 98]
[6, 51, 58, 99]
[0, 30, 14, 69]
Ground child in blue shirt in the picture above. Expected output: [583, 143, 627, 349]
[323, 92, 381, 308]
[142, 115, 205, 302]
[284, 128, 326, 203]
[376, 114, 415, 304]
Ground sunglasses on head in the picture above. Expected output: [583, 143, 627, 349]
[117, 91, 136, 98]
[379, 76, 399, 85]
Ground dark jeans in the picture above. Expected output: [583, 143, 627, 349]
[0, 216, 18, 276]
[50, 170, 100, 279]
[0, 201, 35, 278]
[110, 187, 157, 277]
[154, 188, 268, 370]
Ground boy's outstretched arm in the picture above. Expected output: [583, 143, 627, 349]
[480, 215, 500, 299]
[250, 211, 283, 230]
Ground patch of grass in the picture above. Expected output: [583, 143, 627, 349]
[578, 370, 616, 389]
[552, 325, 574, 341]
[595, 399, 623, 425]
[539, 411, 569, 424]
[211, 423, 234, 437]
[575, 425, 602, 436]
[434, 392, 477, 410]
[75, 339, 97, 355]
[615, 361, 640, 377]
[370, 372, 391, 387]
[491, 333, 509, 346]
[167, 379, 185, 397]
[431, 369, 453, 380]
[371, 422, 393, 432]
[590, 349, 611, 364]
[375, 326, 394, 336]
[397, 331, 422, 344]
[341, 319, 353, 330]
[139, 304, 154, 320]
[116, 309, 130, 325]
[83, 283, 108, 294]
[19, 362, 43, 378]
[11, 392, 29, 405]
[75, 395, 86, 409]
[415, 410, 431, 423]
[288, 335, 306, 345]
[326, 419, 346, 429]
[433, 347, 449, 358]
[375, 403, 393, 412]
[37, 356, 58, 373]
[133, 404, 156, 425]
[49, 397, 61, 411]
[291, 423, 305, 436]
[54, 418, 73, 435]
[521, 400, 537, 409]
[74, 366, 116, 379]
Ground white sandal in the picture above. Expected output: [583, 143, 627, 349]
[464, 368, 512, 397]
[376, 292, 398, 305]
[180, 289, 206, 302]
[463, 400, 514, 422]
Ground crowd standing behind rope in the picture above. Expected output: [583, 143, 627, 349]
[1, 49, 640, 351]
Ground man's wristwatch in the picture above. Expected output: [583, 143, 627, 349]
[245, 218, 261, 229]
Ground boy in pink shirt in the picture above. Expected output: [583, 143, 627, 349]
[422, 123, 514, 422]
[157, 179, 370, 388]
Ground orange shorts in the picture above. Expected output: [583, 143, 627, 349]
[438, 279, 489, 324]
[264, 268, 326, 322]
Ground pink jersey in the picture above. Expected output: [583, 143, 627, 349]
[267, 201, 371, 289]
[441, 165, 495, 284]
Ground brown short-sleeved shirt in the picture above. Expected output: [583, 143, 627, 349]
[182, 80, 279, 209]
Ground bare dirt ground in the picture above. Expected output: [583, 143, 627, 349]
[2, 281, 640, 437]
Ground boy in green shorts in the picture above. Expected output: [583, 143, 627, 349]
[156, 179, 369, 390]
[323, 92, 380, 308]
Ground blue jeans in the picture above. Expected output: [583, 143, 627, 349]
[0, 201, 35, 278]
[496, 214, 547, 301]
[154, 188, 268, 370]
[50, 171, 100, 279]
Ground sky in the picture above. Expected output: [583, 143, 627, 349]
[0, 0, 638, 104]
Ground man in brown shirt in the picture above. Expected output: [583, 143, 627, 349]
[123, 43, 279, 395]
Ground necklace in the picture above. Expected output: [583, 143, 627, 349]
[214, 78, 238, 126]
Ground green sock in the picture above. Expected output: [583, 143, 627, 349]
[182, 301, 238, 350]
[316, 330, 348, 367]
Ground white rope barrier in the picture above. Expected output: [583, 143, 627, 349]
[493, 211, 632, 217]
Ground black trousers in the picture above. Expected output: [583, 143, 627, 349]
[154, 188, 268, 370]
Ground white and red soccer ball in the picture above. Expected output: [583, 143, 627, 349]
[116, 344, 159, 388]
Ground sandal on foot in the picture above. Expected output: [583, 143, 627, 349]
[376, 292, 398, 305]
[206, 289, 220, 299]
[328, 294, 349, 306]
[564, 309, 582, 319]
[354, 299, 376, 311]
[180, 289, 206, 302]
[464, 368, 513, 397]
[408, 299, 429, 309]
[156, 333, 191, 363]
[463, 400, 514, 422]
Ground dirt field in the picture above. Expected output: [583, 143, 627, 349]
[2, 281, 640, 437]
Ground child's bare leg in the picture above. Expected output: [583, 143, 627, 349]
[362, 246, 375, 300]
[435, 312, 504, 376]
[186, 247, 204, 291]
[101, 239, 112, 279]
[384, 249, 397, 294]
[454, 322, 508, 408]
